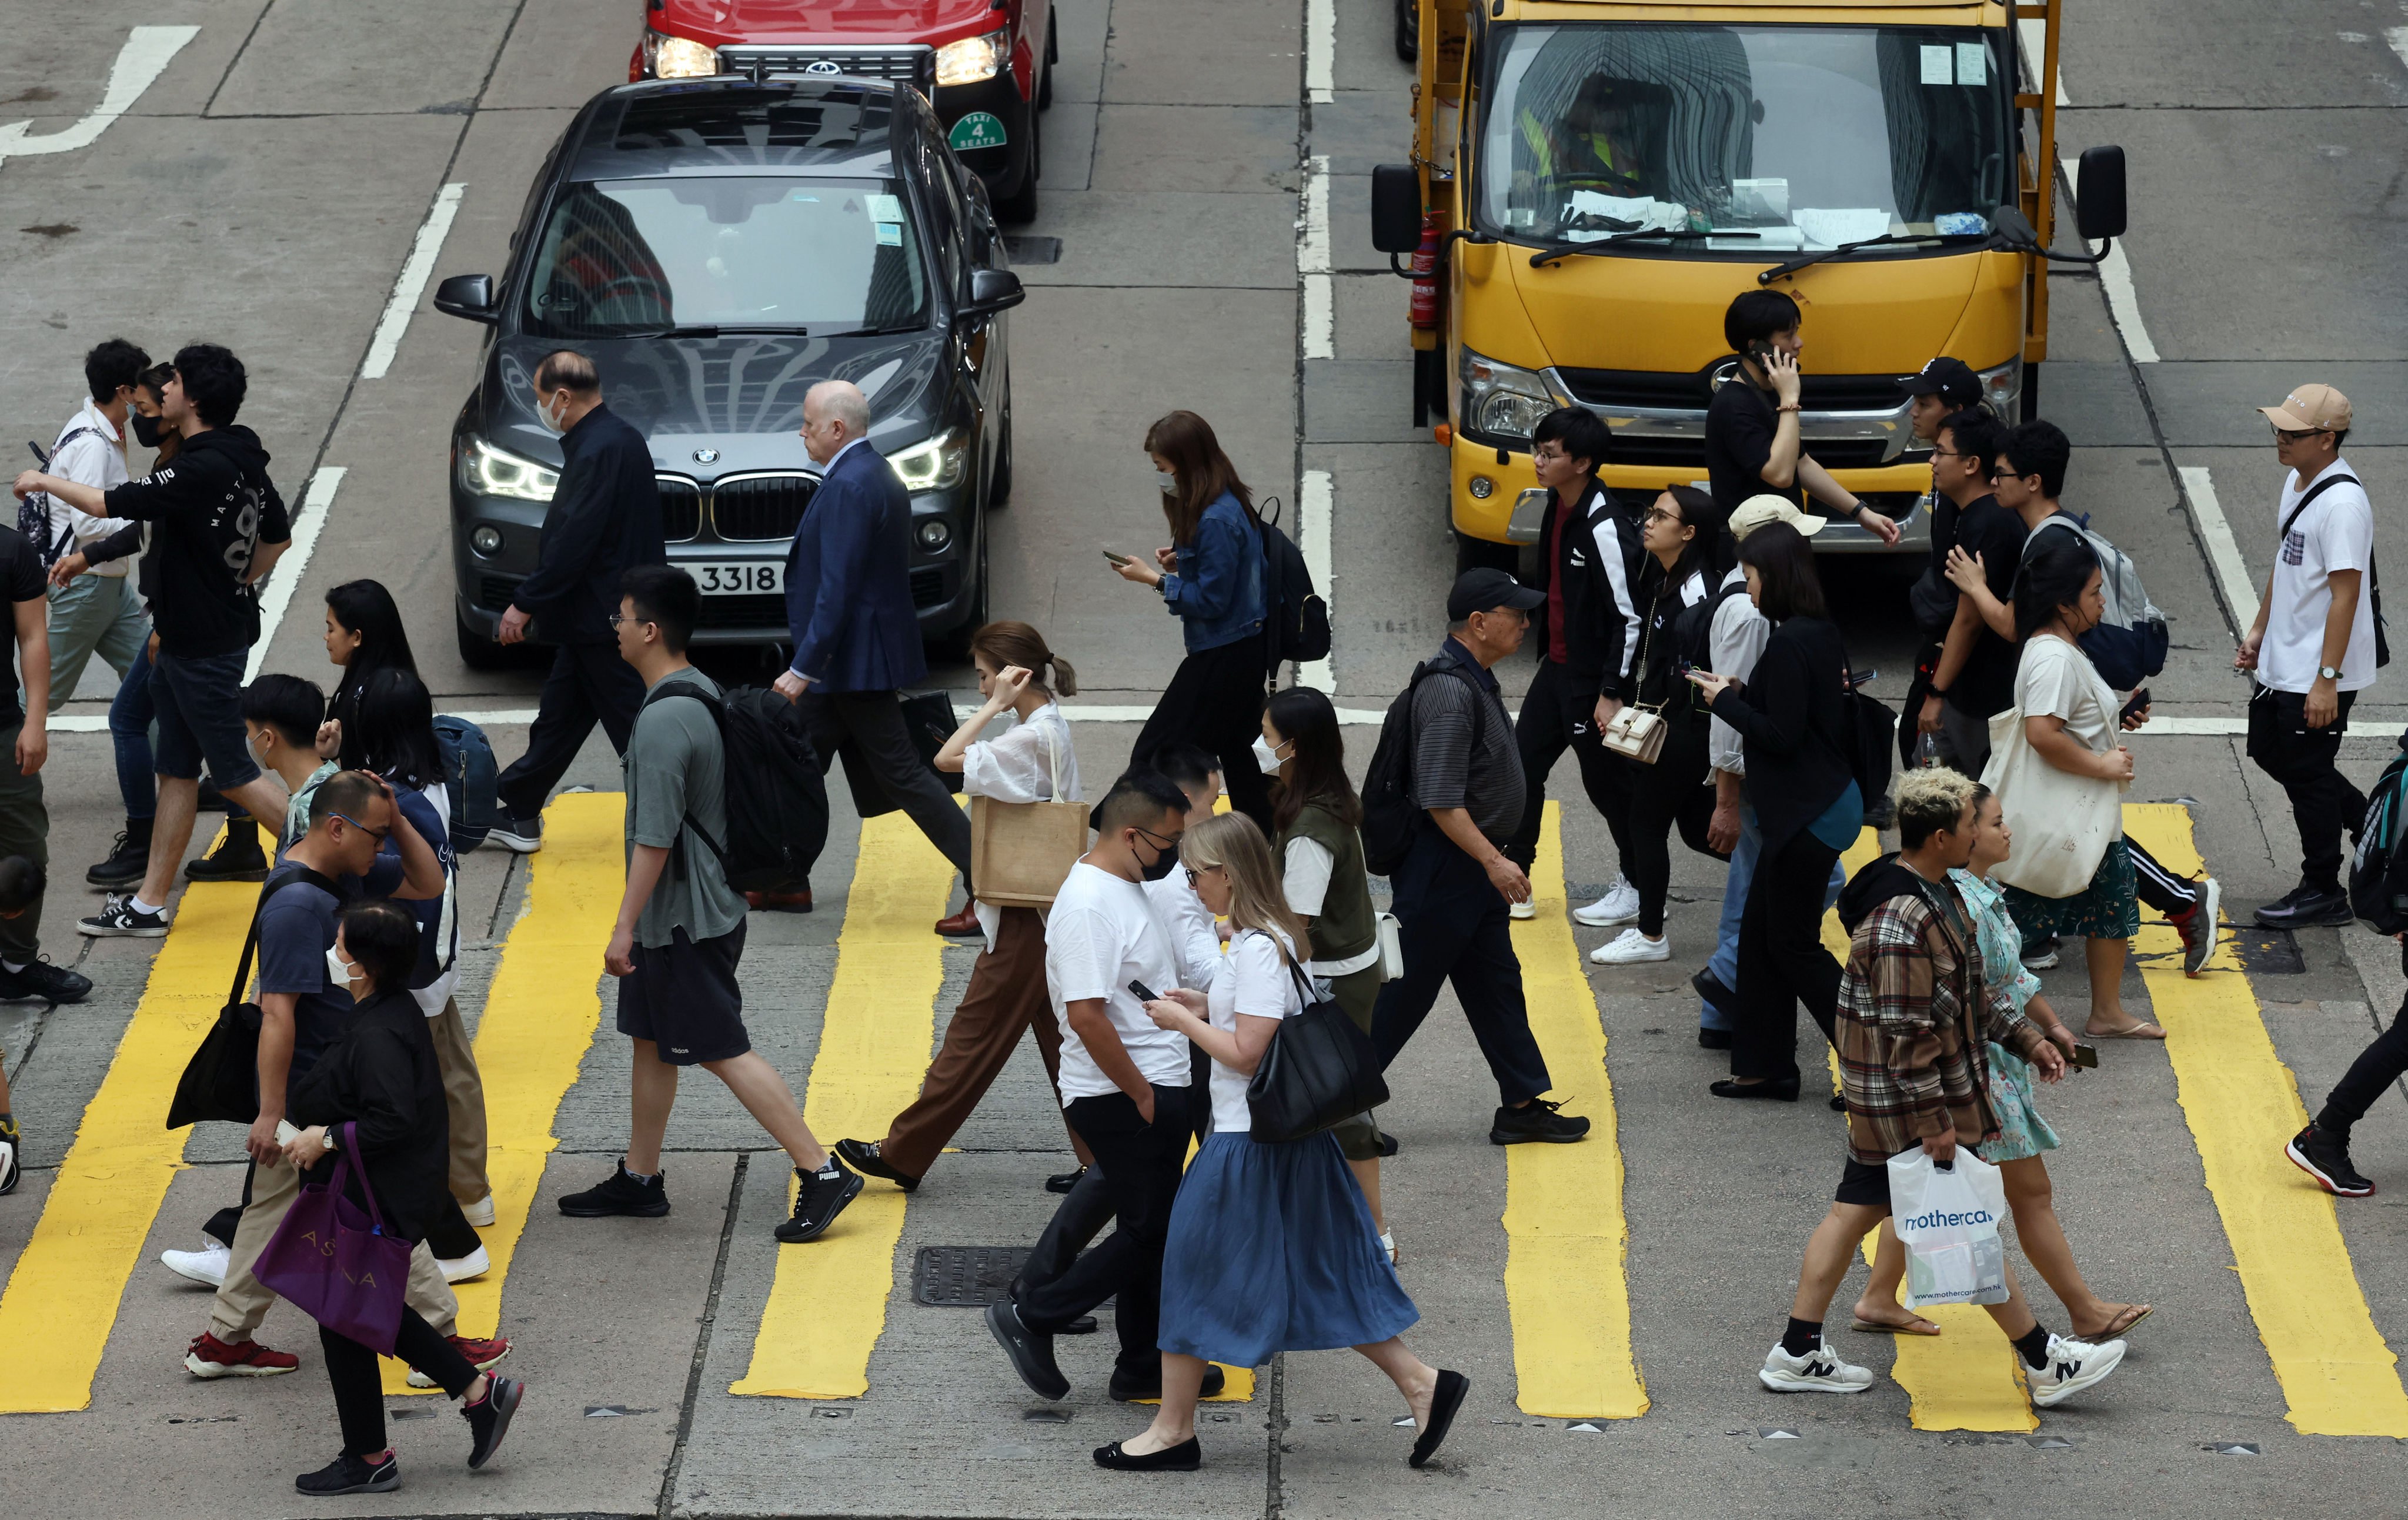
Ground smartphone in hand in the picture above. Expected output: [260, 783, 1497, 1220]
[1103, 550, 1134, 567]
[2069, 1041, 2099, 1070]
[2119, 687, 2151, 723]
[1127, 980, 1159, 1004]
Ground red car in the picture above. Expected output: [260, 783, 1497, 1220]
[632, 0, 1056, 221]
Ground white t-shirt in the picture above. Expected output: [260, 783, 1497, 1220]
[2263, 457, 2377, 694]
[1280, 837, 1380, 978]
[1707, 564, 1769, 777]
[961, 701, 1082, 949]
[41, 399, 133, 573]
[1203, 927, 1305, 1134]
[1046, 860, 1190, 1103]
[2012, 633, 2124, 839]
[1145, 871, 1224, 990]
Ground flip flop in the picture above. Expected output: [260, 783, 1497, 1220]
[2078, 1304, 2152, 1339]
[2086, 1020, 2167, 1041]
[1849, 1314, 1942, 1337]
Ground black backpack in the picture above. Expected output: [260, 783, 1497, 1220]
[2350, 737, 2408, 934]
[1361, 660, 1488, 877]
[639, 679, 829, 894]
[1671, 576, 1749, 720]
[1255, 496, 1331, 675]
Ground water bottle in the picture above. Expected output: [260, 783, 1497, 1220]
[1913, 731, 1943, 769]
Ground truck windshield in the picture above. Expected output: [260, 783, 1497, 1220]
[1477, 24, 2010, 252]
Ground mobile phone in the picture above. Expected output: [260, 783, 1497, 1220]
[1102, 549, 1134, 567]
[2069, 1041, 2099, 1070]
[2119, 687, 2151, 723]
[275, 1118, 302, 1144]
[1127, 979, 1160, 1004]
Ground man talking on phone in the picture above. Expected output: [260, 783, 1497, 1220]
[1704, 290, 1901, 546]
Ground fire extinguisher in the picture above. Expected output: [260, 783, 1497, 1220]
[1408, 212, 1442, 329]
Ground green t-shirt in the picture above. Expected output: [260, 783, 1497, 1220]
[623, 669, 748, 948]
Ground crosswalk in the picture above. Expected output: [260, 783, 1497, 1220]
[1, 800, 2404, 1434]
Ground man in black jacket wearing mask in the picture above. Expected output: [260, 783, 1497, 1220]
[485, 350, 666, 853]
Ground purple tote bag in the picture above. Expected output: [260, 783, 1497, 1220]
[252, 1122, 412, 1354]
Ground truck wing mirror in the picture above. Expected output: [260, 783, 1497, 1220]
[2075, 146, 2128, 242]
[433, 273, 497, 324]
[1370, 164, 1422, 255]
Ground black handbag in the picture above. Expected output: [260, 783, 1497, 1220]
[1245, 950, 1390, 1144]
[898, 689, 965, 796]
[166, 864, 337, 1131]
[1841, 657, 1898, 806]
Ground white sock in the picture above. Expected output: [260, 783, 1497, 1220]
[131, 897, 162, 916]
[1, 960, 23, 974]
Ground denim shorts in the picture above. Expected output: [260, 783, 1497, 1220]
[151, 649, 260, 787]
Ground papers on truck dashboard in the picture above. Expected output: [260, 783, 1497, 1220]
[1563, 191, 1686, 238]
[1792, 208, 1892, 248]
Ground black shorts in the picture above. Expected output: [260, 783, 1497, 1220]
[617, 921, 749, 1065]
[1836, 1142, 1980, 1210]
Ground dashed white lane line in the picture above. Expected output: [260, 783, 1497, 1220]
[2180, 465, 2260, 636]
[244, 466, 346, 684]
[1300, 153, 1333, 360]
[1306, 0, 1335, 103]
[0, 26, 198, 166]
[2062, 158, 2159, 363]
[361, 182, 466, 380]
[1300, 469, 1335, 690]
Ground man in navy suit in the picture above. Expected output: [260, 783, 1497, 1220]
[772, 380, 973, 895]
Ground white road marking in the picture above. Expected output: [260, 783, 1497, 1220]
[2062, 158, 2159, 363]
[361, 182, 466, 380]
[1300, 469, 1335, 690]
[0, 26, 198, 166]
[1307, 0, 1335, 103]
[244, 466, 345, 684]
[2387, 27, 2408, 72]
[2179, 465, 2260, 636]
[1300, 154, 1333, 359]
[2015, 17, 2070, 105]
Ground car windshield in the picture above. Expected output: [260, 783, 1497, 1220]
[1477, 24, 2011, 252]
[522, 176, 929, 335]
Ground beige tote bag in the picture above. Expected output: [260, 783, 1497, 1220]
[1979, 703, 2125, 900]
[969, 721, 1090, 908]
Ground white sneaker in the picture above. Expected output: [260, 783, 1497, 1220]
[437, 1245, 490, 1284]
[161, 1241, 231, 1287]
[1380, 1231, 1397, 1265]
[1758, 1341, 1875, 1394]
[460, 1194, 497, 1228]
[2025, 1333, 2125, 1408]
[1572, 877, 1640, 927]
[1589, 928, 1670, 966]
[1509, 900, 1536, 920]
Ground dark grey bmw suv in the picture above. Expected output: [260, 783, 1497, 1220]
[433, 75, 1023, 667]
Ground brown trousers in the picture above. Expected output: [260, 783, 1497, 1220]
[208, 1151, 456, 1344]
[426, 998, 491, 1205]
[882, 907, 1078, 1180]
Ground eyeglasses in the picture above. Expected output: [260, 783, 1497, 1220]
[1642, 507, 1682, 525]
[605, 612, 656, 629]
[2272, 425, 2330, 444]
[330, 811, 390, 843]
[1931, 447, 1978, 461]
[1133, 825, 1184, 854]
[1987, 465, 2036, 482]
[1183, 863, 1225, 887]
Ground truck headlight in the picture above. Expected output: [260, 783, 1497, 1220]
[459, 437, 559, 503]
[889, 430, 967, 491]
[935, 29, 1009, 88]
[1458, 348, 1557, 442]
[1979, 356, 2023, 420]
[644, 32, 719, 79]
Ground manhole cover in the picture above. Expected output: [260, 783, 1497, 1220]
[913, 1245, 1031, 1307]
[2234, 927, 2305, 975]
[1003, 235, 1062, 265]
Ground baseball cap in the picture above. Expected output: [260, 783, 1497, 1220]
[1899, 357, 1981, 408]
[1447, 567, 1545, 620]
[1728, 493, 1826, 541]
[2259, 383, 2352, 434]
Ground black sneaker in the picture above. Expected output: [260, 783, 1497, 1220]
[294, 1452, 399, 1495]
[985, 1298, 1070, 1400]
[86, 829, 149, 888]
[556, 1160, 670, 1218]
[2286, 1124, 2374, 1197]
[184, 833, 269, 883]
[463, 1374, 524, 1469]
[1109, 1361, 1227, 1402]
[1691, 966, 1736, 1014]
[775, 1157, 864, 1242]
[0, 957, 91, 1004]
[2019, 933, 2059, 970]
[834, 1137, 920, 1192]
[79, 894, 169, 938]
[1489, 1098, 1590, 1145]
[1697, 1027, 1734, 1050]
[2256, 884, 2353, 929]
[486, 815, 544, 854]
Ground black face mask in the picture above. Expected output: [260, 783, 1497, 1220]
[1140, 842, 1181, 882]
[129, 410, 165, 449]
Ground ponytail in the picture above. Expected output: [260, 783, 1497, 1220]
[967, 620, 1075, 697]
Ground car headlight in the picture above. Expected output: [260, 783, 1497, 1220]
[644, 31, 719, 79]
[889, 430, 967, 491]
[1979, 356, 2023, 420]
[1458, 348, 1557, 442]
[459, 437, 559, 503]
[934, 28, 1008, 88]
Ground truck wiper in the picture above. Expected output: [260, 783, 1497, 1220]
[1756, 233, 1984, 285]
[1530, 228, 1756, 269]
[617, 323, 813, 339]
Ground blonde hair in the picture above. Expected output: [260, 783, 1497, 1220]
[1178, 813, 1309, 956]
[1893, 767, 1979, 849]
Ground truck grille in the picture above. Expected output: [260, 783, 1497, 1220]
[657, 477, 703, 542]
[1599, 435, 1896, 471]
[712, 473, 816, 542]
[719, 45, 937, 90]
[1558, 368, 1913, 412]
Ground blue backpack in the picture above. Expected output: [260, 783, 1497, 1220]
[433, 715, 501, 854]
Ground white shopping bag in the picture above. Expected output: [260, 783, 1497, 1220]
[1887, 1148, 2010, 1309]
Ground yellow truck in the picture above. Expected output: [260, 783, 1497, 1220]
[1370, 0, 2124, 567]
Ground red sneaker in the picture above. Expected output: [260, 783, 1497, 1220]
[408, 1334, 511, 1387]
[184, 1331, 299, 1378]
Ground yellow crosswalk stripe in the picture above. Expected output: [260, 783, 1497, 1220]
[0, 843, 254, 1414]
[1504, 802, 1648, 1418]
[2125, 804, 2408, 1437]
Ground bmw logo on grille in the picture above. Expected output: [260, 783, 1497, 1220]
[693, 447, 720, 463]
[804, 59, 844, 75]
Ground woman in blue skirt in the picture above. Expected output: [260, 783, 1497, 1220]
[1096, 813, 1468, 1472]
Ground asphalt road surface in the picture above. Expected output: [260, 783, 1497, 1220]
[5, 1, 2408, 1516]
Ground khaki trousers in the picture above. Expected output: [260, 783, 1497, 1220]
[207, 1152, 456, 1344]
[426, 998, 491, 1205]
[881, 908, 1075, 1180]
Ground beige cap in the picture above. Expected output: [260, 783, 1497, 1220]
[2259, 383, 2352, 433]
[1728, 493, 1826, 540]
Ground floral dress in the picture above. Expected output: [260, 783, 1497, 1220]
[1949, 868, 2062, 1162]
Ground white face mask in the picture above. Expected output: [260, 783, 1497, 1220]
[1251, 734, 1288, 775]
[1155, 470, 1178, 496]
[325, 944, 356, 993]
[536, 392, 569, 434]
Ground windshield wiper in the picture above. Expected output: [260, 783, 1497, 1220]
[1530, 228, 1755, 268]
[832, 321, 928, 338]
[612, 323, 813, 339]
[1756, 232, 1985, 285]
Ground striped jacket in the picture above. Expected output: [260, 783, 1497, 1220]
[1835, 864, 2048, 1164]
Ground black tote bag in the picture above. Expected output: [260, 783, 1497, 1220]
[1245, 953, 1390, 1144]
[166, 865, 337, 1131]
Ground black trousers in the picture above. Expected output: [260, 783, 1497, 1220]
[1732, 828, 1846, 1084]
[1505, 657, 1627, 872]
[1014, 1162, 1115, 1297]
[1370, 828, 1553, 1106]
[496, 639, 646, 820]
[797, 688, 974, 877]
[2247, 684, 2366, 891]
[2128, 838, 2200, 917]
[1133, 637, 1270, 832]
[1018, 1085, 1194, 1375]
[322, 1308, 476, 1459]
[1609, 726, 1721, 937]
[2319, 940, 2408, 1137]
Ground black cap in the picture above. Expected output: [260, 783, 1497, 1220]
[1899, 356, 1981, 407]
[1447, 567, 1545, 621]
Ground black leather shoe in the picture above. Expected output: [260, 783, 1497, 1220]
[986, 1299, 1069, 1400]
[1691, 966, 1736, 1013]
[1375, 1130, 1401, 1157]
[1109, 1362, 1227, 1402]
[1696, 1027, 1733, 1050]
[1711, 1077, 1801, 1102]
[1410, 1369, 1470, 1468]
[834, 1138, 919, 1192]
[184, 831, 269, 883]
[1094, 1436, 1200, 1471]
[2255, 884, 2353, 929]
[1488, 1098, 1589, 1145]
[1044, 1165, 1087, 1194]
[1829, 1094, 1849, 1112]
[86, 827, 150, 888]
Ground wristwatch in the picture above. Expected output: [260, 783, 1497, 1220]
[2319, 665, 2345, 681]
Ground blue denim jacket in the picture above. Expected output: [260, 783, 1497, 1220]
[1159, 490, 1266, 654]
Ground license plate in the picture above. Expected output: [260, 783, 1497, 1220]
[692, 562, 784, 595]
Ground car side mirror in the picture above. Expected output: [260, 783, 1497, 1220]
[1988, 205, 2039, 252]
[1371, 164, 1423, 255]
[963, 266, 1025, 316]
[2074, 146, 2127, 241]
[433, 273, 497, 324]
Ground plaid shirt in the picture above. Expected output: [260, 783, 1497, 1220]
[1835, 872, 2046, 1163]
